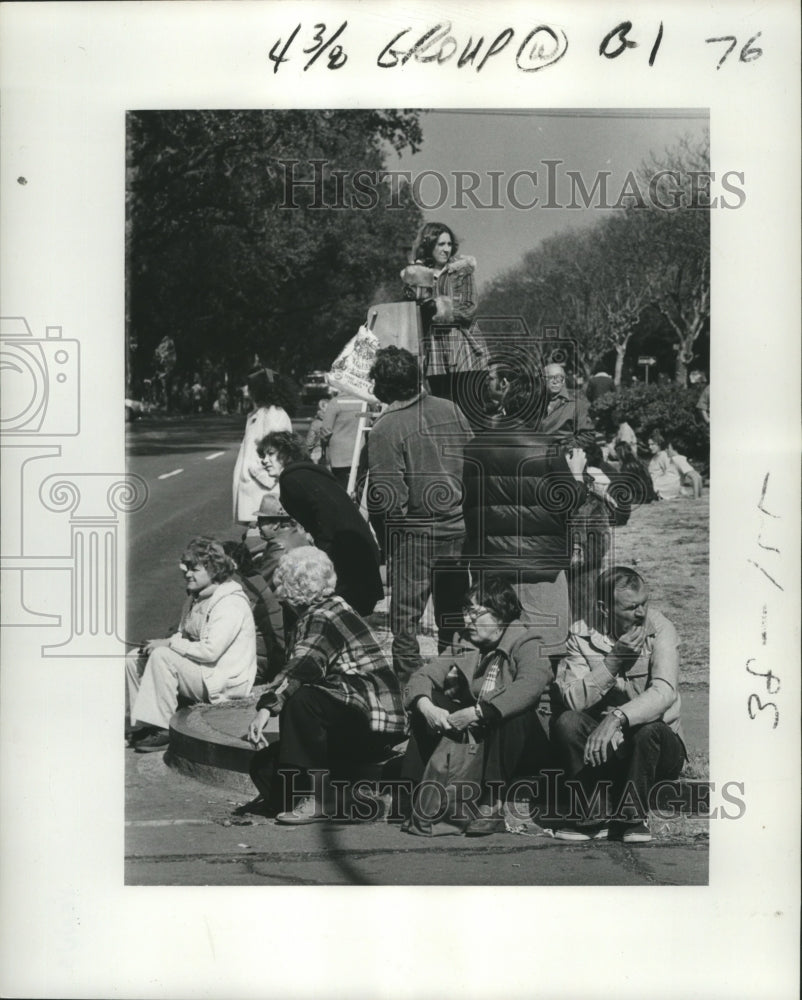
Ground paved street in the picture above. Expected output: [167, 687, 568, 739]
[125, 414, 709, 886]
[125, 413, 311, 643]
[125, 750, 708, 886]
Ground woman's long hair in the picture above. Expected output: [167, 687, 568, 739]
[247, 367, 299, 416]
[413, 222, 458, 266]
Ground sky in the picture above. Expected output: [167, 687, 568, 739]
[393, 109, 709, 290]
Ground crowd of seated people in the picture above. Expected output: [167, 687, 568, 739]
[127, 348, 693, 843]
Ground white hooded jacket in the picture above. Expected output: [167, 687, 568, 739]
[168, 579, 257, 700]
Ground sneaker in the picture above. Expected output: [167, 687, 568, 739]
[134, 728, 170, 753]
[465, 801, 507, 837]
[275, 795, 328, 825]
[465, 814, 507, 837]
[620, 821, 652, 844]
[554, 823, 609, 842]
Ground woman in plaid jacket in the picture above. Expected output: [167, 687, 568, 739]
[247, 546, 405, 824]
[401, 221, 488, 412]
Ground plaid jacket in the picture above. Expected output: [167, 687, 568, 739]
[256, 595, 406, 734]
[423, 255, 488, 376]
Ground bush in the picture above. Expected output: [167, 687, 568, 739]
[590, 383, 709, 466]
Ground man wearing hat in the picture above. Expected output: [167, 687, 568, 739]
[252, 493, 310, 586]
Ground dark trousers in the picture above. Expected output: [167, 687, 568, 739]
[551, 710, 686, 824]
[388, 532, 467, 685]
[250, 686, 395, 801]
[401, 689, 552, 792]
[331, 452, 368, 501]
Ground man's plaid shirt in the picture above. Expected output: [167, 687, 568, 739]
[256, 595, 406, 734]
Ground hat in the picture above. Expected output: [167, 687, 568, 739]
[256, 494, 290, 520]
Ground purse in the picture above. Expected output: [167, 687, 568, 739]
[402, 728, 485, 837]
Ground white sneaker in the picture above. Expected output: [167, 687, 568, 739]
[275, 795, 327, 825]
[554, 824, 609, 842]
[621, 821, 652, 843]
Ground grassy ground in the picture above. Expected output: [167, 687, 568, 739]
[368, 490, 710, 689]
[610, 491, 709, 688]
[366, 489, 711, 802]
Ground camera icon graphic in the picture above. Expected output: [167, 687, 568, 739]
[0, 316, 80, 436]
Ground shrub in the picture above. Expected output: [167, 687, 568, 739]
[590, 383, 709, 466]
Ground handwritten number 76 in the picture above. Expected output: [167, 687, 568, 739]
[706, 32, 763, 69]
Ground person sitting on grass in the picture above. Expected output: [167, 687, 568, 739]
[646, 429, 682, 500]
[608, 440, 658, 514]
[551, 566, 686, 843]
[666, 439, 703, 499]
[401, 575, 554, 837]
[247, 546, 406, 825]
[125, 537, 257, 752]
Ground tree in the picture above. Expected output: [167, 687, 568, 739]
[481, 226, 610, 378]
[639, 131, 711, 384]
[126, 110, 423, 387]
[588, 212, 657, 386]
[481, 215, 654, 384]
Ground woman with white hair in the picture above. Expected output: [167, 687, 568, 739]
[247, 547, 406, 824]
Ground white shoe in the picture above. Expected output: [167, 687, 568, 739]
[554, 824, 609, 842]
[275, 795, 327, 825]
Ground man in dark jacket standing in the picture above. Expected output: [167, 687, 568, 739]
[367, 347, 474, 683]
[463, 366, 587, 658]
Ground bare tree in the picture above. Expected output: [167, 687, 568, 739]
[589, 212, 657, 385]
[639, 131, 711, 384]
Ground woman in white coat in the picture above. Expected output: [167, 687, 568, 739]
[233, 367, 293, 526]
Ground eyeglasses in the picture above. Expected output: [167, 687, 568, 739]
[463, 605, 493, 622]
[546, 375, 565, 383]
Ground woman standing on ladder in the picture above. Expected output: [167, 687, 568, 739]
[401, 222, 487, 415]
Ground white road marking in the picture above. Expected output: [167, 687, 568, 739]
[158, 468, 184, 480]
[125, 819, 214, 827]
[205, 451, 225, 460]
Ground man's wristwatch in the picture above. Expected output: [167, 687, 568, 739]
[475, 702, 484, 721]
[611, 708, 628, 729]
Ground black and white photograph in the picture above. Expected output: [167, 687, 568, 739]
[124, 107, 713, 886]
[1, 2, 799, 998]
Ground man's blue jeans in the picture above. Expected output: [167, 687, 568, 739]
[388, 530, 466, 685]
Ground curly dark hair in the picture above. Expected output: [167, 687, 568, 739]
[180, 536, 236, 583]
[369, 346, 420, 403]
[413, 221, 459, 265]
[256, 430, 309, 466]
[465, 574, 522, 625]
[247, 367, 299, 416]
[614, 440, 646, 471]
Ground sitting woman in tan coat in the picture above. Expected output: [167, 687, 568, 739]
[402, 575, 554, 836]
